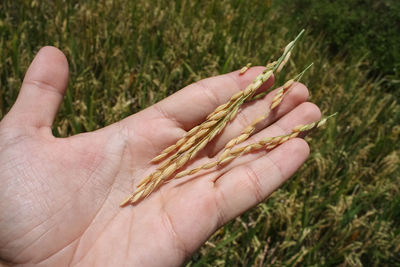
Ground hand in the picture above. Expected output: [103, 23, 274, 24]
[0, 47, 320, 266]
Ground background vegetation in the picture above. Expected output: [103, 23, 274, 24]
[0, 0, 399, 265]
[282, 0, 400, 83]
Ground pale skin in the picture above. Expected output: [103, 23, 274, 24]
[0, 47, 321, 266]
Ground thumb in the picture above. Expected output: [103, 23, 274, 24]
[5, 46, 69, 131]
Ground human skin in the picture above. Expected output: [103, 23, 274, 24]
[0, 47, 320, 266]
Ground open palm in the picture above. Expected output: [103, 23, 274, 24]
[0, 47, 320, 266]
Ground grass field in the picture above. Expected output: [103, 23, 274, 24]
[0, 0, 399, 266]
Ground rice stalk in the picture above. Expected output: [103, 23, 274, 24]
[175, 114, 336, 179]
[121, 31, 307, 206]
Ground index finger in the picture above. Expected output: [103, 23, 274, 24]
[146, 67, 274, 130]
